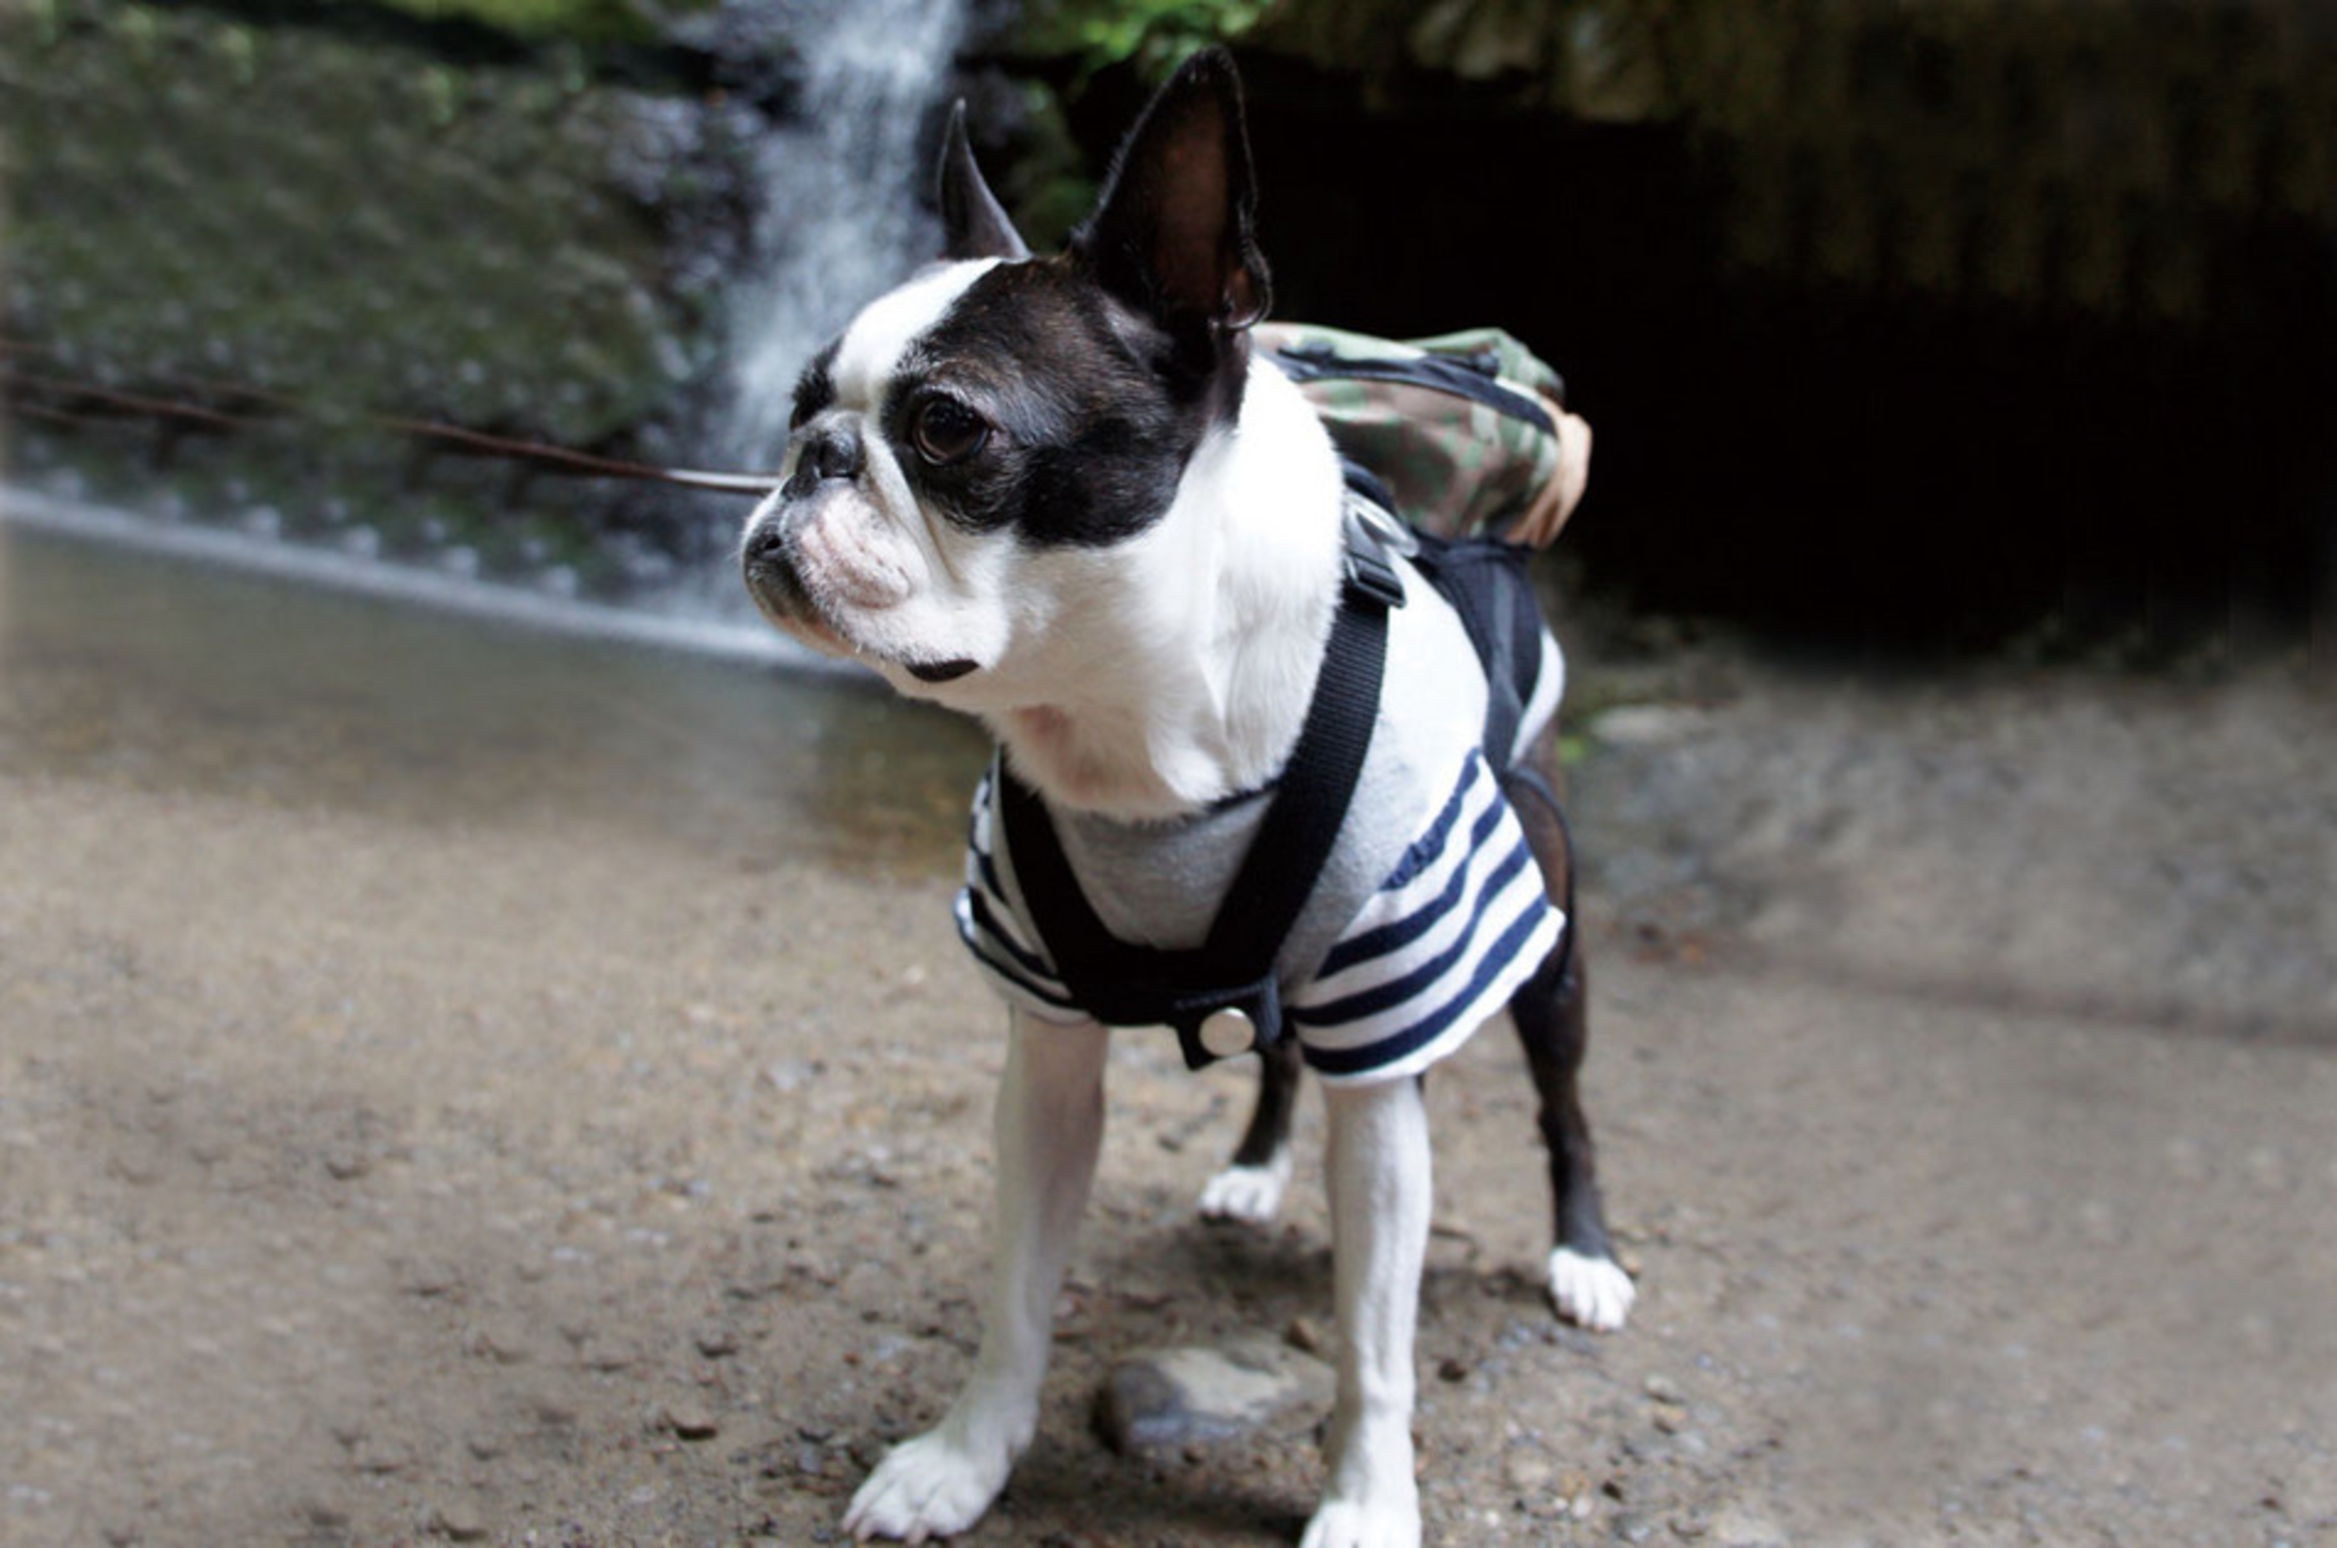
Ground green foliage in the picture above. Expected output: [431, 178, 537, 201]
[368, 0, 716, 45]
[1016, 0, 1272, 78]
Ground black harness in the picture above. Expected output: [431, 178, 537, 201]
[998, 484, 1563, 1071]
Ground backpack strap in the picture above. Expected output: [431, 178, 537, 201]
[1406, 534, 1544, 773]
[998, 497, 1404, 1070]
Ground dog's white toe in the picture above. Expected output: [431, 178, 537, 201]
[1298, 1499, 1422, 1548]
[1197, 1150, 1292, 1225]
[1548, 1246, 1636, 1332]
[842, 1431, 1008, 1543]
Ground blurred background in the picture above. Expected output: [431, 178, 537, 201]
[4, 0, 2332, 664]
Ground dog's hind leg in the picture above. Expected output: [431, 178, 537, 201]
[1505, 739, 1636, 1332]
[1198, 1035, 1302, 1224]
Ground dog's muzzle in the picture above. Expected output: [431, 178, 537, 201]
[739, 511, 810, 619]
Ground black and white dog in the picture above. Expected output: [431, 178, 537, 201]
[740, 51, 1631, 1548]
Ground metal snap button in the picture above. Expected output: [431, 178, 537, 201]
[1197, 1006, 1256, 1059]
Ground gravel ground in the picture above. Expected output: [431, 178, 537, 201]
[1, 525, 2332, 1547]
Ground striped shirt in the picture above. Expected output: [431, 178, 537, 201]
[954, 746, 1561, 1084]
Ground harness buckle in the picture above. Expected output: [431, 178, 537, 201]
[1342, 502, 1409, 610]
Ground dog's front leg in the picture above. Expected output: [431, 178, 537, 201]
[1304, 1076, 1431, 1548]
[845, 1011, 1108, 1543]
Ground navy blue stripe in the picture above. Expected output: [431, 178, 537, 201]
[1301, 893, 1551, 1076]
[1374, 755, 1484, 895]
[1318, 792, 1511, 980]
[954, 901, 1080, 1011]
[959, 886, 1061, 986]
[1295, 837, 1538, 1026]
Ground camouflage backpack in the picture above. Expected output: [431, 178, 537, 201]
[1256, 321, 1583, 548]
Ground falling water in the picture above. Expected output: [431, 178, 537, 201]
[721, 0, 971, 468]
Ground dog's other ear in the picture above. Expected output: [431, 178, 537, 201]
[1076, 47, 1271, 334]
[938, 101, 1031, 263]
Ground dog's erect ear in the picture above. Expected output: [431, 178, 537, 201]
[1076, 48, 1271, 333]
[938, 101, 1031, 263]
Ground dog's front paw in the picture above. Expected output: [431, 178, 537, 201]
[1548, 1245, 1636, 1332]
[1197, 1150, 1292, 1225]
[1299, 1494, 1422, 1548]
[843, 1429, 1010, 1544]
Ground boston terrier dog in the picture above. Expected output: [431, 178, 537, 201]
[739, 49, 1633, 1547]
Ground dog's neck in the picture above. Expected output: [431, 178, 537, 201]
[984, 360, 1345, 823]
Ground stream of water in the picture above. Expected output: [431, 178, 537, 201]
[720, 0, 970, 465]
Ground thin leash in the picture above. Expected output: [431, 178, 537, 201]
[0, 348, 783, 500]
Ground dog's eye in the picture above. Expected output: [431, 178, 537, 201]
[908, 397, 990, 466]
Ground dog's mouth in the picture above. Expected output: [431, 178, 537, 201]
[744, 557, 982, 684]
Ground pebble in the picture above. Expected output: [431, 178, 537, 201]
[1503, 1448, 1556, 1496]
[353, 1440, 412, 1476]
[1092, 1338, 1333, 1454]
[428, 1502, 488, 1542]
[1283, 1315, 1325, 1356]
[660, 1400, 721, 1440]
[583, 1339, 642, 1373]
[1706, 1504, 1787, 1546]
[460, 1325, 532, 1365]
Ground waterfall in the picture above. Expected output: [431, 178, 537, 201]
[720, 0, 971, 468]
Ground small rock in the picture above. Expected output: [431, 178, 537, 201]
[694, 1323, 740, 1359]
[1283, 1316, 1325, 1356]
[461, 1325, 532, 1365]
[660, 1400, 721, 1440]
[1093, 1338, 1334, 1455]
[429, 1503, 489, 1542]
[1652, 1401, 1689, 1434]
[583, 1339, 642, 1373]
[353, 1440, 412, 1476]
[1706, 1504, 1787, 1547]
[1643, 1373, 1683, 1403]
[1503, 1448, 1556, 1495]
[1437, 1356, 1471, 1383]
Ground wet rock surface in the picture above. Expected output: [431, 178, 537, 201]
[1, 0, 771, 597]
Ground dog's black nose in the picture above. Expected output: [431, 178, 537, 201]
[743, 518, 788, 568]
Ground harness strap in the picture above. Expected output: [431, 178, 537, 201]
[998, 499, 1401, 1070]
